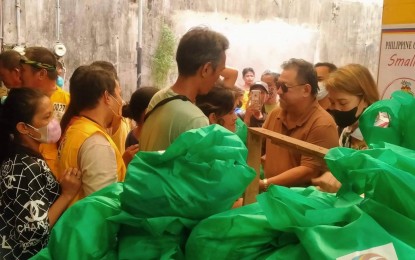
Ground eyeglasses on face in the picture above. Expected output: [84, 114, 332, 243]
[20, 56, 56, 71]
[276, 82, 307, 93]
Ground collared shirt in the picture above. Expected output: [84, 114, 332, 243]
[263, 100, 338, 184]
[340, 126, 368, 150]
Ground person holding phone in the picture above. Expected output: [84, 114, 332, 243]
[243, 81, 269, 127]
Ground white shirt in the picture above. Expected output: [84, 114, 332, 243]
[78, 133, 117, 196]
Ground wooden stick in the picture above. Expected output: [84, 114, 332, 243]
[250, 127, 329, 158]
[243, 130, 263, 205]
[243, 127, 328, 205]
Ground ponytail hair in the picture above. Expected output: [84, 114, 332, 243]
[0, 88, 46, 162]
[60, 65, 117, 132]
[122, 86, 159, 123]
[60, 65, 89, 132]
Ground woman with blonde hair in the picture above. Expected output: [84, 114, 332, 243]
[325, 63, 380, 149]
[312, 64, 380, 192]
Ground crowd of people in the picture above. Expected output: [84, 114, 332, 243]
[0, 26, 381, 259]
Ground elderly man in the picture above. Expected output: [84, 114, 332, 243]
[260, 58, 338, 189]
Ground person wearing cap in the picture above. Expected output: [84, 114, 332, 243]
[19, 46, 70, 176]
[314, 62, 337, 110]
[243, 80, 269, 127]
[261, 70, 280, 113]
[260, 58, 338, 190]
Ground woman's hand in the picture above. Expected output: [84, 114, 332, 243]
[49, 168, 82, 227]
[59, 168, 82, 199]
[123, 144, 140, 165]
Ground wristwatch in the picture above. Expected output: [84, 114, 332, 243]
[262, 178, 269, 191]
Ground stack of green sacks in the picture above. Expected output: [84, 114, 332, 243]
[187, 144, 415, 259]
[186, 92, 415, 259]
[33, 93, 415, 259]
[32, 124, 256, 259]
[115, 124, 255, 259]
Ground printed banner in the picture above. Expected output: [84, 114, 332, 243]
[377, 24, 415, 99]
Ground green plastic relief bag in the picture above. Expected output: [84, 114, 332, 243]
[32, 183, 123, 260]
[185, 202, 307, 260]
[326, 143, 415, 219]
[234, 117, 248, 145]
[121, 124, 256, 220]
[109, 212, 197, 260]
[359, 198, 415, 249]
[257, 186, 415, 259]
[360, 90, 415, 149]
[325, 143, 415, 251]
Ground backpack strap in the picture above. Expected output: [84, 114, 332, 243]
[144, 95, 190, 121]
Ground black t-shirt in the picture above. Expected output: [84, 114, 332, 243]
[0, 145, 60, 260]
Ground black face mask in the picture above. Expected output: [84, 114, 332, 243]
[328, 106, 359, 128]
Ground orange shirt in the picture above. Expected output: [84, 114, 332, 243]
[263, 101, 338, 183]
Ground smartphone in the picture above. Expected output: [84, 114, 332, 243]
[251, 89, 262, 107]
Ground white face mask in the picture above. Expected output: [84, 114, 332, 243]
[317, 81, 328, 100]
[109, 94, 122, 117]
[26, 118, 62, 144]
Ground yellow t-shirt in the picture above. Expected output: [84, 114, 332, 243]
[241, 90, 250, 111]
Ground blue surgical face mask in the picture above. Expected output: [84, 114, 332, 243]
[56, 76, 64, 88]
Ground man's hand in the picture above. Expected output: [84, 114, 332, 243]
[311, 171, 341, 193]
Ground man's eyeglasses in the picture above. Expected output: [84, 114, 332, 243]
[20, 56, 56, 71]
[276, 82, 307, 93]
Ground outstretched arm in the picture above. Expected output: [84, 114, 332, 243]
[221, 67, 238, 88]
[260, 165, 319, 190]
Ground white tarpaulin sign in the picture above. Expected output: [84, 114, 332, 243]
[378, 24, 415, 99]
